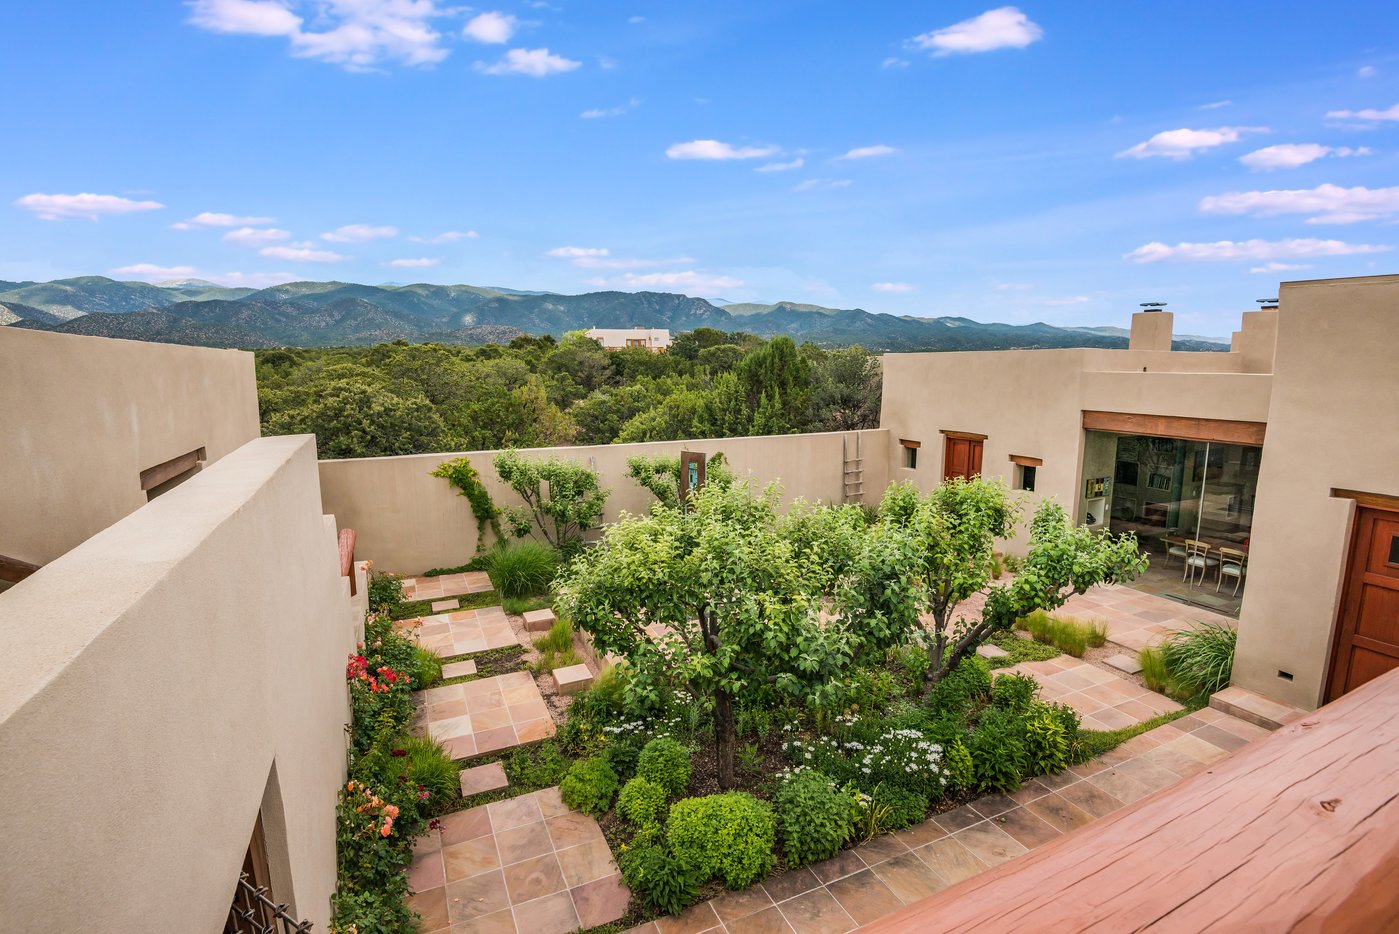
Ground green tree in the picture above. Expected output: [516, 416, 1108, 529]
[809, 345, 882, 431]
[697, 344, 745, 373]
[556, 482, 920, 788]
[493, 448, 609, 550]
[877, 479, 1148, 693]
[736, 336, 811, 432]
[625, 452, 734, 509]
[616, 389, 706, 443]
[266, 378, 447, 458]
[695, 371, 751, 437]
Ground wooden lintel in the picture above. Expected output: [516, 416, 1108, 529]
[140, 446, 207, 492]
[1081, 411, 1265, 446]
[1009, 455, 1043, 467]
[899, 438, 922, 449]
[940, 430, 988, 442]
[1332, 488, 1399, 512]
[0, 554, 41, 585]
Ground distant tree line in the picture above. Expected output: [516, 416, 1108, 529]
[255, 328, 883, 458]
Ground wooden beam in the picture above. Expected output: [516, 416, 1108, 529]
[1332, 488, 1399, 512]
[898, 438, 921, 449]
[139, 446, 207, 492]
[939, 429, 988, 442]
[338, 528, 357, 596]
[0, 554, 41, 585]
[1082, 410, 1265, 446]
[860, 666, 1399, 933]
[1008, 454, 1043, 467]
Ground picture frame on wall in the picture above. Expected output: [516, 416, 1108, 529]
[1147, 472, 1172, 492]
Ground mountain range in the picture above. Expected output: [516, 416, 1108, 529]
[0, 276, 1229, 353]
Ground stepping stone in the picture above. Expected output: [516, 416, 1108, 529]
[441, 659, 477, 679]
[1106, 654, 1143, 675]
[977, 644, 1009, 659]
[554, 663, 594, 695]
[460, 761, 508, 796]
[430, 599, 460, 612]
[523, 608, 557, 633]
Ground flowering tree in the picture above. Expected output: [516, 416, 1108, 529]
[494, 448, 609, 549]
[555, 482, 919, 788]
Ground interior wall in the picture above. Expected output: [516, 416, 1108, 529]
[0, 328, 260, 567]
[1233, 275, 1399, 709]
[0, 435, 354, 933]
[319, 429, 888, 575]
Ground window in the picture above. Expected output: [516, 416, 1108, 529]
[1010, 455, 1042, 492]
[899, 439, 920, 470]
[625, 338, 646, 348]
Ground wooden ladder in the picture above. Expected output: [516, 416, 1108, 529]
[842, 434, 865, 505]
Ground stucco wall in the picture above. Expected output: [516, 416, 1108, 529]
[1232, 275, 1399, 708]
[319, 429, 888, 575]
[0, 435, 354, 933]
[0, 328, 260, 567]
[878, 346, 1274, 552]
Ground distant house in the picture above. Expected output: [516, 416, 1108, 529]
[585, 326, 670, 352]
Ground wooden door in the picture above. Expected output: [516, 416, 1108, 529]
[1326, 506, 1399, 701]
[943, 437, 983, 481]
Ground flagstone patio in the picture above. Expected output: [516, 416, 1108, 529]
[405, 605, 521, 657]
[1056, 582, 1236, 653]
[402, 570, 494, 602]
[623, 707, 1272, 934]
[996, 656, 1183, 730]
[413, 671, 556, 760]
[408, 787, 630, 934]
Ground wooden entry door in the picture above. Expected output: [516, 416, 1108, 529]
[943, 436, 984, 481]
[1326, 506, 1399, 701]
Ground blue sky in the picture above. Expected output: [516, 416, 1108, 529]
[3, 2, 1397, 336]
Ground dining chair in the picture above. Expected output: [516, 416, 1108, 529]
[1183, 539, 1218, 587]
[1163, 534, 1190, 570]
[1217, 547, 1247, 596]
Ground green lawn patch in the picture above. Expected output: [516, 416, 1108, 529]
[985, 631, 1061, 669]
[390, 589, 500, 621]
[1071, 708, 1192, 763]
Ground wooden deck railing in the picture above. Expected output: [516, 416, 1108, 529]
[861, 668, 1399, 932]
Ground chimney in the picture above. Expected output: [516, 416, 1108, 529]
[1129, 302, 1174, 352]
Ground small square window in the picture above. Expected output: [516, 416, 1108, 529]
[904, 446, 918, 469]
[1017, 464, 1037, 492]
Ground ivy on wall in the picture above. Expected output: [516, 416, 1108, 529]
[430, 456, 503, 552]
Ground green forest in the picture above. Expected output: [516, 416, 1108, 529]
[256, 329, 882, 458]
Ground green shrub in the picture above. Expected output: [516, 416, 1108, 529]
[984, 631, 1060, 669]
[990, 673, 1039, 713]
[617, 776, 668, 828]
[774, 770, 853, 867]
[1052, 620, 1089, 657]
[503, 594, 552, 615]
[667, 793, 776, 889]
[941, 738, 975, 794]
[1087, 620, 1109, 648]
[1046, 702, 1081, 754]
[618, 845, 704, 916]
[604, 736, 643, 782]
[504, 742, 570, 791]
[484, 540, 559, 599]
[531, 617, 582, 673]
[1022, 703, 1069, 775]
[412, 646, 443, 688]
[330, 887, 415, 934]
[969, 709, 1025, 793]
[926, 654, 992, 716]
[1139, 646, 1174, 695]
[367, 572, 405, 616]
[874, 784, 929, 830]
[1023, 611, 1097, 657]
[637, 737, 692, 797]
[560, 756, 618, 817]
[1160, 621, 1237, 702]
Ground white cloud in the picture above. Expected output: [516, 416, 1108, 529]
[1357, 65, 1377, 78]
[585, 270, 745, 292]
[259, 244, 348, 262]
[222, 226, 292, 245]
[15, 192, 164, 221]
[628, 15, 644, 24]
[1249, 262, 1314, 274]
[111, 263, 201, 281]
[581, 98, 641, 119]
[1039, 295, 1092, 305]
[476, 47, 581, 77]
[1200, 183, 1399, 224]
[1325, 102, 1399, 125]
[188, 0, 301, 37]
[409, 230, 477, 243]
[756, 158, 804, 173]
[666, 139, 780, 160]
[1117, 126, 1268, 160]
[881, 57, 910, 70]
[1199, 100, 1232, 110]
[871, 282, 915, 293]
[911, 7, 1043, 56]
[462, 11, 516, 44]
[547, 246, 609, 258]
[384, 257, 441, 268]
[172, 210, 275, 229]
[837, 144, 897, 160]
[793, 178, 852, 192]
[321, 223, 397, 242]
[1239, 143, 1371, 170]
[189, 0, 450, 71]
[1125, 238, 1390, 264]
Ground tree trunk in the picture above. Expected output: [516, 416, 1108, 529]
[714, 688, 736, 790]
